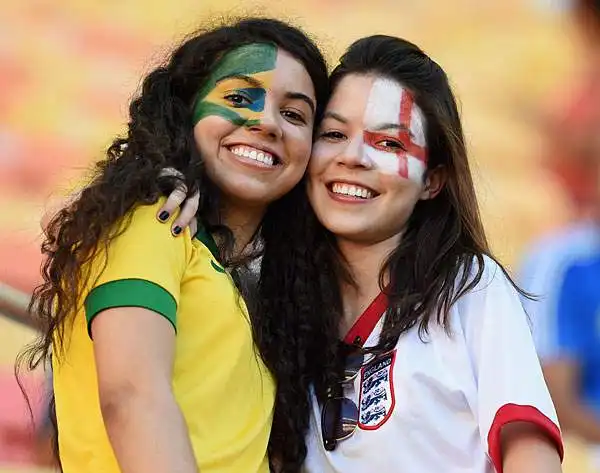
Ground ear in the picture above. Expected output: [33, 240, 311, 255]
[419, 166, 446, 201]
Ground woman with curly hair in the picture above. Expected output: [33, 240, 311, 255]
[20, 17, 330, 473]
[170, 35, 565, 472]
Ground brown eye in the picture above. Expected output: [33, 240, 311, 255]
[320, 131, 346, 141]
[282, 109, 306, 124]
[378, 139, 405, 150]
[224, 93, 251, 107]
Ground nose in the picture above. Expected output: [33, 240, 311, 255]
[336, 134, 373, 169]
[246, 102, 283, 140]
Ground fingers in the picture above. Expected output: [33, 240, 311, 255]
[157, 184, 188, 227]
[170, 191, 200, 236]
[189, 219, 198, 237]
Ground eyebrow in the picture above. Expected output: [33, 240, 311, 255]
[285, 92, 315, 116]
[216, 74, 263, 88]
[322, 111, 348, 124]
[372, 122, 410, 133]
[322, 114, 414, 137]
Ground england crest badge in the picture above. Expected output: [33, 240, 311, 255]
[358, 350, 396, 430]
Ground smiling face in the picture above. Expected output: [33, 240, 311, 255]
[193, 43, 316, 209]
[308, 73, 440, 245]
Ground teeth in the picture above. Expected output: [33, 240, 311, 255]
[331, 183, 374, 199]
[230, 146, 275, 166]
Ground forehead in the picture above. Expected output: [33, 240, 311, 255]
[209, 43, 278, 81]
[326, 74, 425, 131]
[203, 43, 315, 101]
[325, 74, 376, 120]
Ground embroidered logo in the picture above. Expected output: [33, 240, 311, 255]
[358, 350, 396, 430]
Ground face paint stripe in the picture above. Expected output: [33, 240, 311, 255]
[192, 43, 277, 126]
[363, 131, 409, 178]
[211, 43, 277, 82]
[236, 88, 266, 112]
[398, 90, 427, 163]
[193, 102, 248, 127]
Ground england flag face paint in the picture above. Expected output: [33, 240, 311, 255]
[361, 77, 428, 183]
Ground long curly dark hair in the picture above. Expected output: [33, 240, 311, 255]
[17, 17, 330, 472]
[307, 35, 530, 391]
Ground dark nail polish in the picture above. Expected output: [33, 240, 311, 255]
[173, 226, 182, 235]
[158, 211, 169, 221]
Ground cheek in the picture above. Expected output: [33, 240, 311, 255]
[309, 141, 339, 171]
[193, 116, 234, 150]
[283, 123, 312, 155]
[381, 174, 425, 206]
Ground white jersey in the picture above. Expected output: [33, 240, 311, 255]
[304, 257, 563, 473]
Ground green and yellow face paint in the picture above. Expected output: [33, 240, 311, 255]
[192, 43, 278, 127]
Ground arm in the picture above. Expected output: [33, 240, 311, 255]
[92, 306, 198, 473]
[544, 359, 600, 443]
[542, 265, 600, 443]
[85, 200, 196, 472]
[460, 258, 563, 473]
[501, 422, 562, 473]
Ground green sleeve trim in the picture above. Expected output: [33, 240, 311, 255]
[84, 279, 177, 337]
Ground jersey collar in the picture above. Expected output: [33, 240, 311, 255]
[343, 291, 388, 346]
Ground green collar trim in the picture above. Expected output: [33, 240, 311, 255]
[194, 220, 220, 261]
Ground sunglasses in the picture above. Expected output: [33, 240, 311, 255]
[321, 343, 391, 451]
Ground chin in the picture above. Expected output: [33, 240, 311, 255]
[319, 218, 370, 240]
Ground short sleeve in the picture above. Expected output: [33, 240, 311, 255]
[83, 199, 189, 335]
[458, 257, 563, 472]
[555, 265, 588, 360]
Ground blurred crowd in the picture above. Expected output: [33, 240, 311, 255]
[518, 0, 600, 470]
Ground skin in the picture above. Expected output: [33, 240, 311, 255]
[543, 359, 600, 444]
[166, 72, 562, 472]
[94, 43, 316, 473]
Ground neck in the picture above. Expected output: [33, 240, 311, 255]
[219, 201, 266, 258]
[336, 233, 400, 335]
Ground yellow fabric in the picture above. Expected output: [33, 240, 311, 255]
[52, 199, 275, 473]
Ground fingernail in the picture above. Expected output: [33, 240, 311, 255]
[172, 226, 182, 235]
[158, 211, 170, 221]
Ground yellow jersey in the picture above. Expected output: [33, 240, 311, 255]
[52, 199, 275, 473]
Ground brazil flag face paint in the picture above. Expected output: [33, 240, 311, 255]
[192, 43, 278, 127]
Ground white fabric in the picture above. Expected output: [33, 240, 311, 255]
[303, 256, 560, 473]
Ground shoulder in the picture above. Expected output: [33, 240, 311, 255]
[458, 254, 511, 295]
[453, 255, 525, 332]
[106, 198, 195, 252]
[88, 198, 193, 284]
[120, 199, 173, 236]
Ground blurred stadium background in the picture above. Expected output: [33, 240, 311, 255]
[0, 0, 592, 471]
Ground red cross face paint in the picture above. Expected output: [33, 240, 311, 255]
[362, 78, 427, 182]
